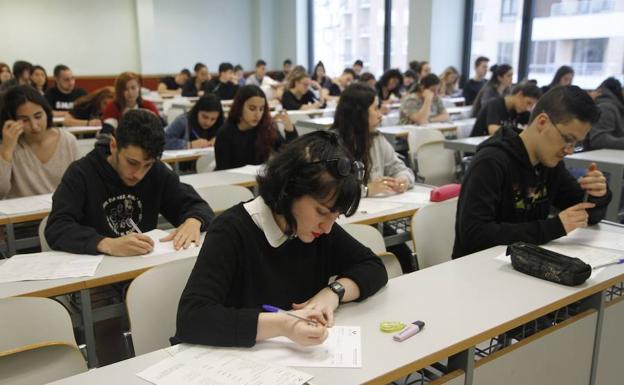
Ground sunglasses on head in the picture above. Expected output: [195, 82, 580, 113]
[307, 158, 365, 182]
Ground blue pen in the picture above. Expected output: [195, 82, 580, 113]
[262, 304, 318, 326]
[191, 129, 201, 140]
[593, 259, 624, 270]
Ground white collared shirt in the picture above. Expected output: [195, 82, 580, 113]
[243, 196, 290, 248]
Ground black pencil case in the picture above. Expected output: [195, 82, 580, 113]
[506, 242, 591, 286]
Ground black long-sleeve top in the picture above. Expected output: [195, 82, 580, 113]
[173, 202, 388, 347]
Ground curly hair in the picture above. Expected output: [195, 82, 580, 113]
[116, 109, 165, 159]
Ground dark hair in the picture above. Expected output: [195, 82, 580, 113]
[114, 72, 143, 110]
[511, 82, 542, 99]
[342, 68, 356, 78]
[311, 61, 327, 83]
[376, 69, 403, 98]
[408, 73, 440, 94]
[598, 77, 624, 107]
[353, 60, 363, 67]
[219, 62, 234, 73]
[188, 94, 224, 139]
[331, 83, 377, 184]
[359, 72, 376, 83]
[72, 86, 114, 119]
[283, 59, 292, 66]
[257, 131, 361, 234]
[408, 60, 419, 72]
[472, 64, 513, 116]
[180, 68, 191, 77]
[227, 85, 276, 163]
[256, 59, 267, 67]
[549, 65, 574, 88]
[0, 85, 54, 137]
[403, 69, 417, 79]
[474, 56, 489, 68]
[53, 64, 70, 78]
[116, 109, 165, 159]
[415, 61, 429, 76]
[194, 62, 206, 73]
[12, 61, 32, 79]
[31, 65, 48, 92]
[234, 64, 243, 72]
[529, 85, 600, 125]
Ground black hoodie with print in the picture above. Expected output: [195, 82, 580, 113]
[452, 127, 611, 259]
[45, 147, 215, 255]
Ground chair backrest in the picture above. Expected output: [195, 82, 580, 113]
[126, 257, 197, 356]
[0, 343, 86, 385]
[411, 198, 458, 269]
[166, 106, 185, 125]
[406, 129, 445, 169]
[341, 223, 402, 279]
[38, 216, 50, 252]
[195, 152, 216, 173]
[416, 140, 456, 186]
[195, 185, 254, 213]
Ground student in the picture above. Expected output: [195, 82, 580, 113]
[0, 85, 78, 199]
[399, 74, 450, 125]
[332, 83, 416, 273]
[463, 56, 489, 105]
[64, 86, 114, 127]
[311, 61, 332, 90]
[409, 61, 431, 82]
[45, 109, 214, 256]
[470, 82, 542, 137]
[0, 62, 12, 85]
[101, 72, 160, 131]
[352, 59, 364, 79]
[174, 130, 388, 348]
[30, 65, 48, 94]
[158, 69, 191, 95]
[471, 64, 513, 117]
[452, 86, 610, 259]
[375, 69, 403, 104]
[585, 78, 624, 150]
[44, 64, 87, 113]
[0, 60, 32, 91]
[165, 94, 224, 150]
[215, 85, 296, 170]
[401, 70, 417, 94]
[246, 60, 275, 87]
[541, 65, 574, 94]
[326, 68, 356, 98]
[233, 64, 246, 87]
[182, 63, 211, 97]
[438, 66, 460, 97]
[206, 62, 239, 101]
[274, 59, 293, 82]
[359, 72, 376, 88]
[281, 70, 322, 110]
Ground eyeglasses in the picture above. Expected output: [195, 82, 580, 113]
[307, 158, 365, 182]
[547, 114, 584, 152]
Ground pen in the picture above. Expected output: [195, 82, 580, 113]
[192, 129, 201, 139]
[261, 304, 318, 326]
[128, 218, 142, 234]
[592, 258, 624, 270]
[393, 320, 425, 342]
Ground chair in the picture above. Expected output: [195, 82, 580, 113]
[406, 129, 445, 170]
[0, 297, 87, 384]
[196, 152, 216, 173]
[415, 140, 457, 186]
[410, 197, 458, 269]
[342, 223, 402, 279]
[125, 257, 196, 356]
[38, 216, 50, 252]
[195, 185, 254, 213]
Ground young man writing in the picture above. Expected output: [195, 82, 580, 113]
[453, 86, 611, 259]
[46, 109, 214, 256]
[206, 62, 239, 101]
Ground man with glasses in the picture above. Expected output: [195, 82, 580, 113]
[453, 86, 611, 259]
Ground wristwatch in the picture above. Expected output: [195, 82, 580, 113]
[327, 281, 346, 303]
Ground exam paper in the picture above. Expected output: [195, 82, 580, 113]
[136, 345, 313, 385]
[380, 191, 431, 205]
[142, 229, 179, 258]
[228, 164, 264, 176]
[0, 193, 52, 215]
[356, 199, 403, 215]
[554, 227, 624, 252]
[248, 326, 362, 368]
[0, 252, 103, 283]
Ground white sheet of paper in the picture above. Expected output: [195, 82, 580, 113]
[0, 193, 53, 215]
[357, 199, 403, 215]
[554, 227, 624, 252]
[248, 326, 362, 368]
[380, 191, 431, 205]
[142, 229, 177, 258]
[136, 345, 313, 385]
[228, 164, 264, 176]
[0, 252, 103, 283]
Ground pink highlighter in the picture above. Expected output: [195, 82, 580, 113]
[393, 321, 425, 342]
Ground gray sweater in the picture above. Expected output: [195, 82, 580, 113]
[369, 134, 415, 185]
[587, 89, 624, 150]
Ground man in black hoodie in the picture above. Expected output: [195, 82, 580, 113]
[453, 86, 611, 259]
[45, 109, 215, 256]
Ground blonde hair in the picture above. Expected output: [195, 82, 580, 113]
[439, 66, 459, 96]
[287, 66, 309, 89]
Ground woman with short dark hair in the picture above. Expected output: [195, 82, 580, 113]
[165, 94, 224, 150]
[400, 74, 450, 125]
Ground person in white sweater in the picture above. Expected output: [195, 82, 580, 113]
[0, 85, 78, 199]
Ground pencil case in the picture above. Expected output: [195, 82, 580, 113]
[430, 184, 461, 202]
[507, 242, 591, 286]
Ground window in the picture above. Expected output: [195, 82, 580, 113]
[389, 0, 410, 69]
[497, 42, 514, 65]
[312, 0, 385, 77]
[501, 0, 518, 21]
[529, 40, 557, 73]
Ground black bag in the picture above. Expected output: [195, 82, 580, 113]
[507, 242, 591, 286]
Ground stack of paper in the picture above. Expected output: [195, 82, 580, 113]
[0, 252, 103, 283]
[0, 193, 52, 215]
[137, 345, 313, 385]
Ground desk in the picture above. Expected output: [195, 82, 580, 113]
[443, 136, 488, 154]
[295, 116, 335, 134]
[179, 167, 259, 189]
[564, 149, 624, 222]
[62, 126, 101, 138]
[442, 96, 465, 106]
[48, 222, 624, 384]
[161, 148, 214, 171]
[52, 116, 65, 126]
[446, 106, 472, 118]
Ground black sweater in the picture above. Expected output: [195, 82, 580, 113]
[214, 121, 297, 170]
[452, 127, 611, 259]
[173, 203, 388, 347]
[206, 78, 239, 100]
[281, 90, 318, 110]
[45, 147, 214, 255]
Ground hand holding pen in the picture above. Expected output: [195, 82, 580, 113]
[262, 304, 329, 346]
[580, 163, 607, 199]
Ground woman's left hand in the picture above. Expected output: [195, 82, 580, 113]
[274, 110, 294, 132]
[292, 287, 340, 327]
